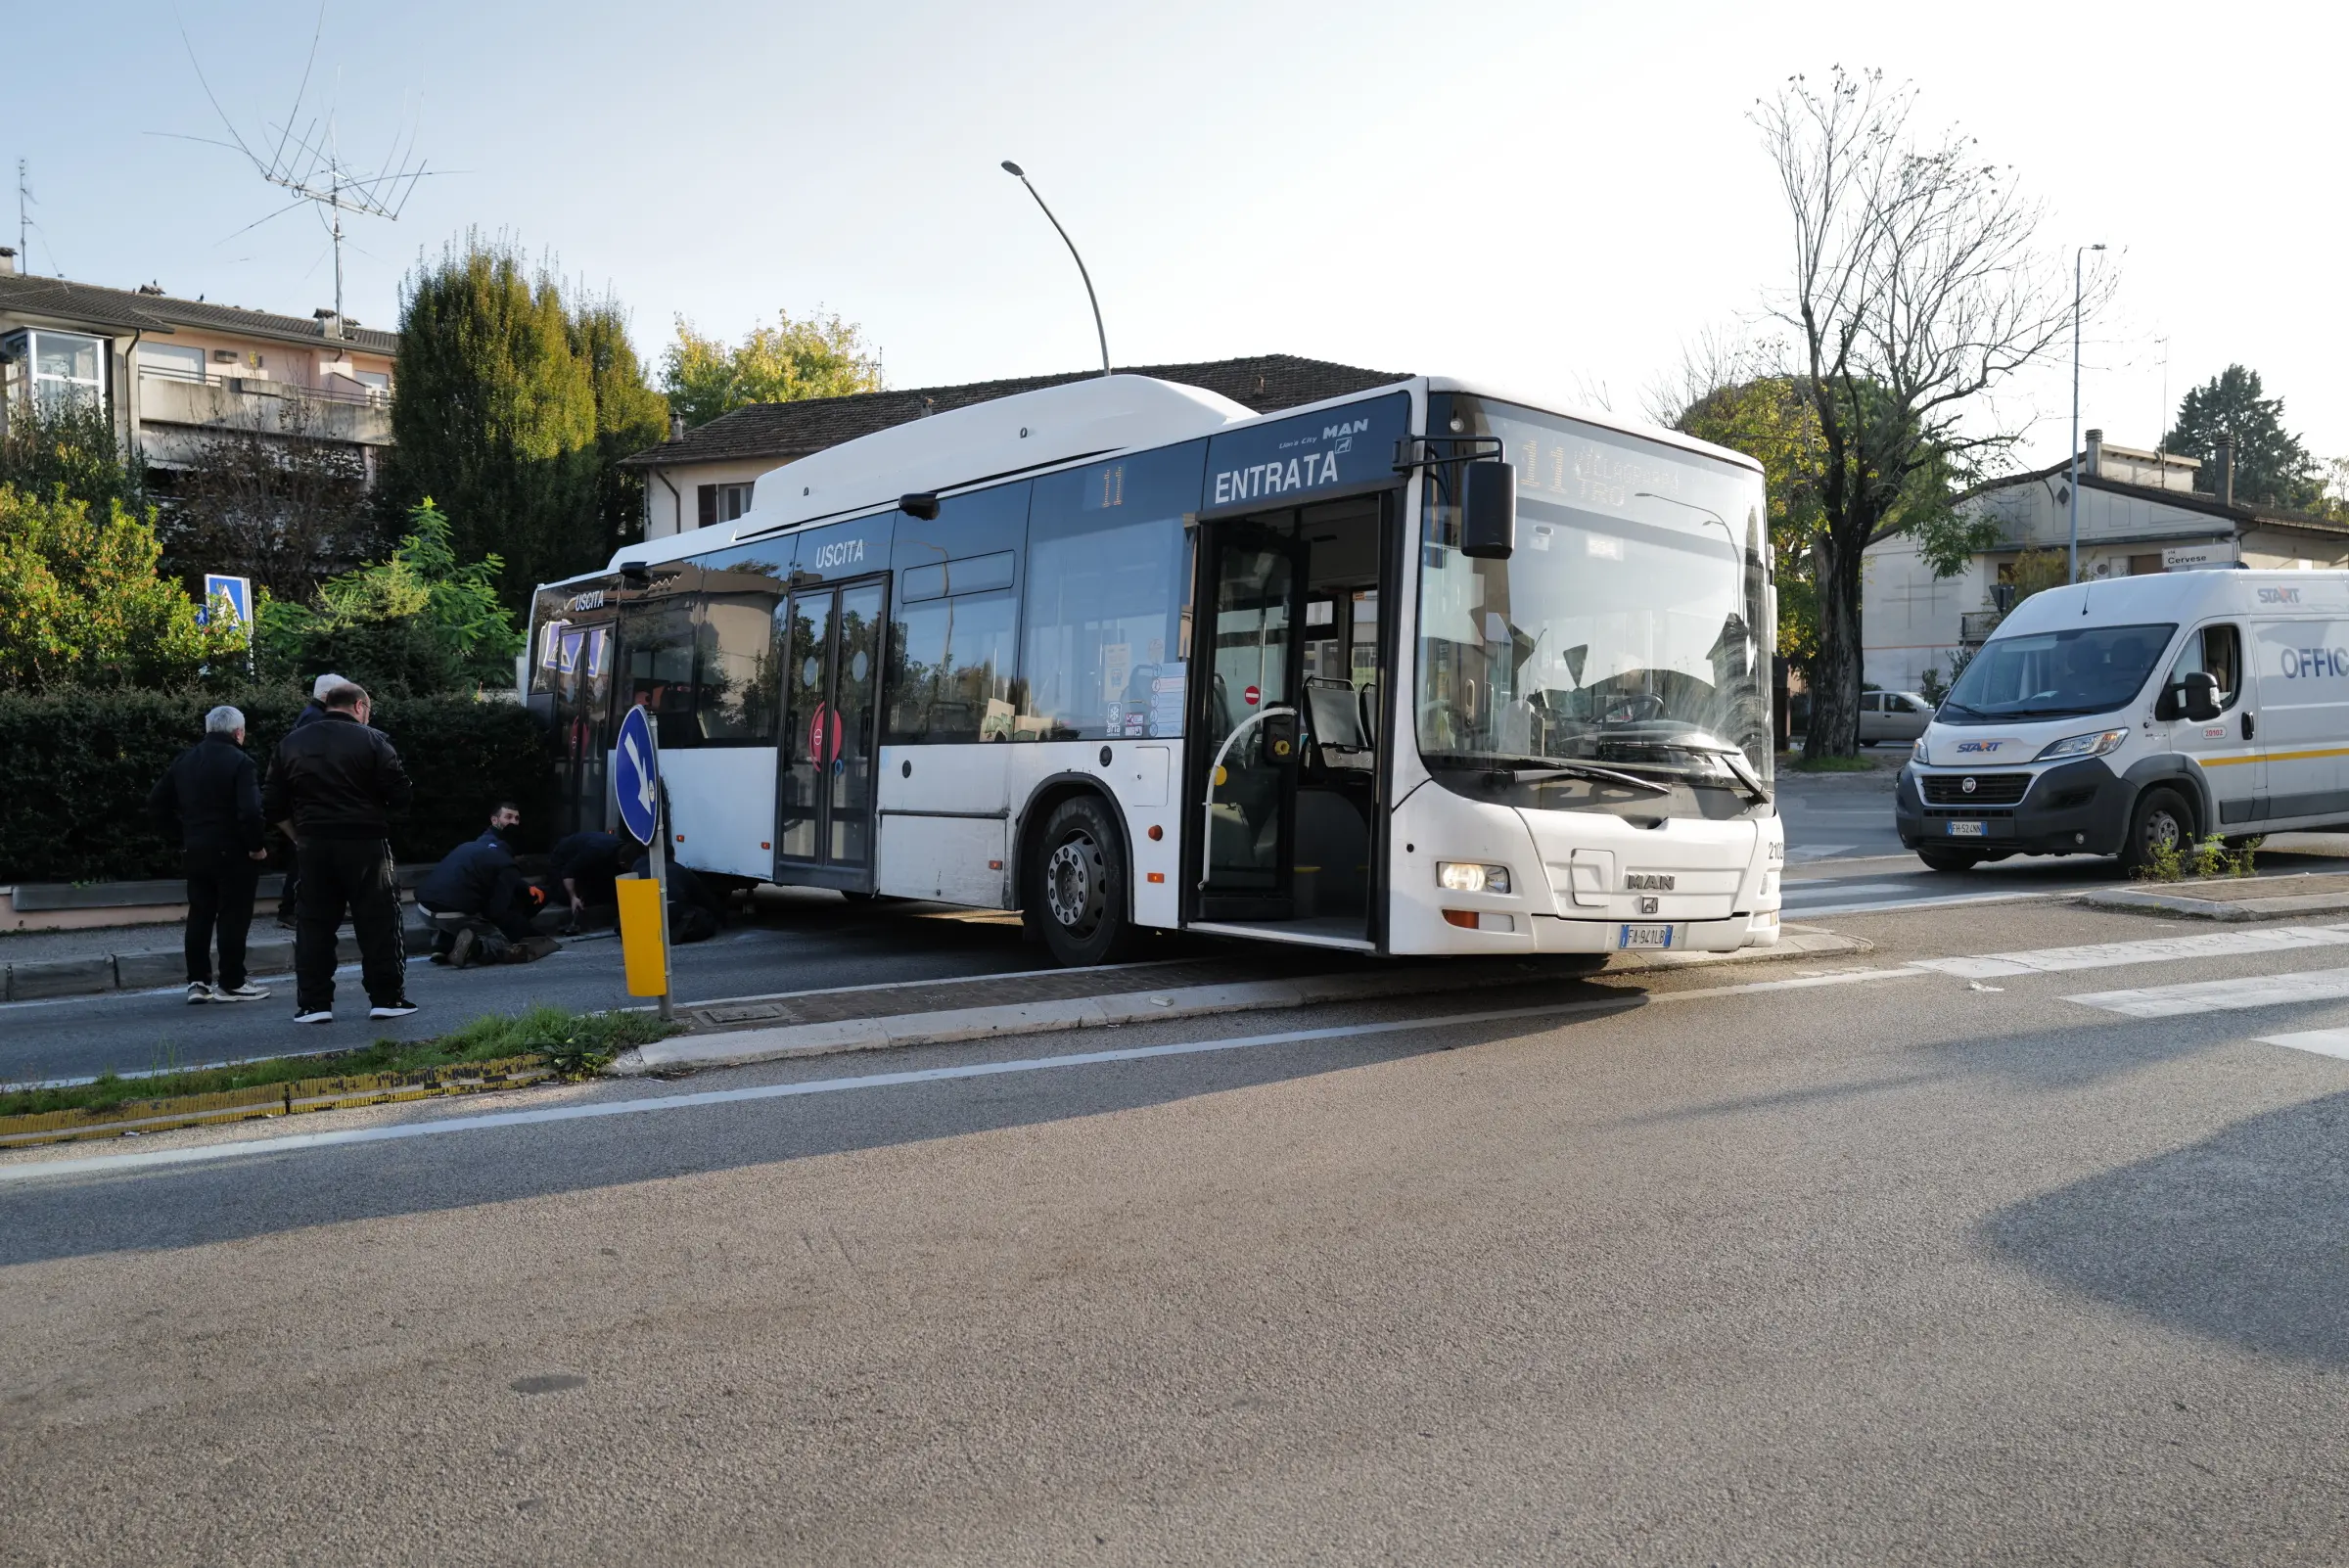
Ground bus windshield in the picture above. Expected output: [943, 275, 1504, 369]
[1416, 397, 1773, 807]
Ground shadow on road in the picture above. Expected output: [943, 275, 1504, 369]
[0, 983, 1637, 1267]
[1981, 1087, 2349, 1365]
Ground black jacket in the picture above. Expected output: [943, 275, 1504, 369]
[289, 700, 329, 731]
[418, 828, 525, 918]
[548, 832, 624, 904]
[149, 732, 265, 853]
[262, 711, 414, 841]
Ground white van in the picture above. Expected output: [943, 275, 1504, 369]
[1899, 569, 2349, 872]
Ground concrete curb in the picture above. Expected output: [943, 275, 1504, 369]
[611, 928, 1872, 1077]
[2080, 885, 2349, 921]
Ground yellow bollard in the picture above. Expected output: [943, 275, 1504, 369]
[616, 875, 669, 997]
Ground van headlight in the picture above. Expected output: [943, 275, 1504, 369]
[1437, 861, 1511, 895]
[2034, 728, 2130, 761]
[1911, 736, 1928, 763]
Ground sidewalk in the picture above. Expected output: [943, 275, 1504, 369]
[0, 907, 441, 1001]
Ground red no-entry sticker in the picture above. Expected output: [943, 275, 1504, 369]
[1244, 685, 1261, 706]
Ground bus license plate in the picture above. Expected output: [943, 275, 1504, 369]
[1946, 820, 1987, 838]
[1618, 924, 1675, 949]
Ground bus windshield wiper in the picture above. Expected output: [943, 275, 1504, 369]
[1499, 759, 1675, 796]
[1653, 736, 1773, 803]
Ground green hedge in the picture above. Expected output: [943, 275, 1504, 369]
[0, 684, 557, 884]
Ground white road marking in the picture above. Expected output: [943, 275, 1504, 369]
[1914, 925, 2349, 980]
[1781, 883, 1915, 899]
[0, 967, 1920, 1184]
[2064, 965, 2349, 1019]
[2253, 1030, 2349, 1061]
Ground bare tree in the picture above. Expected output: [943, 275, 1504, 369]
[159, 391, 379, 600]
[1756, 67, 2111, 757]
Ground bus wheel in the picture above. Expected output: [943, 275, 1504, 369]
[1031, 795, 1136, 967]
[2120, 787, 2194, 875]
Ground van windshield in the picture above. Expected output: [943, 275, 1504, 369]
[1938, 622, 2177, 723]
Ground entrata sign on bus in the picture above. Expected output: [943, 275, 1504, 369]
[1205, 392, 1408, 511]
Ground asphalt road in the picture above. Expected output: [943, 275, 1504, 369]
[7, 892, 2349, 1563]
[0, 893, 1051, 1085]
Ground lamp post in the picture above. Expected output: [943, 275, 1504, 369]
[1001, 161, 1110, 378]
[2067, 243, 2106, 584]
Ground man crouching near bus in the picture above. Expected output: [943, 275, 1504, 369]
[417, 803, 561, 968]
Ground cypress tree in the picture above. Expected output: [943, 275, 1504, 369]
[386, 234, 604, 607]
[571, 295, 671, 561]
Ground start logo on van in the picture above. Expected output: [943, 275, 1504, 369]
[1952, 739, 2015, 755]
[2257, 586, 2304, 604]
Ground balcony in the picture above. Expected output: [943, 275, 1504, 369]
[135, 368, 392, 462]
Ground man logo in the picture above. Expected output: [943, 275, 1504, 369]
[1961, 777, 1977, 794]
[1625, 872, 1676, 891]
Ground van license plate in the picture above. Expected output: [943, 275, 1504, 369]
[1618, 924, 1675, 949]
[1946, 820, 1987, 837]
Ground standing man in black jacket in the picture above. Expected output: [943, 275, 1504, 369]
[149, 705, 272, 1004]
[273, 672, 346, 930]
[262, 682, 418, 1024]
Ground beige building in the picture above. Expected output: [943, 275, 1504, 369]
[1862, 429, 2349, 693]
[0, 248, 397, 487]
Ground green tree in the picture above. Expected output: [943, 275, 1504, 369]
[571, 295, 671, 559]
[256, 498, 524, 695]
[662, 307, 883, 429]
[386, 233, 603, 606]
[1671, 362, 1992, 669]
[0, 396, 147, 516]
[2163, 365, 2320, 508]
[0, 484, 247, 692]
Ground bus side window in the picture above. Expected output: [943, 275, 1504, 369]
[623, 602, 699, 748]
[1022, 440, 1205, 742]
[696, 592, 782, 743]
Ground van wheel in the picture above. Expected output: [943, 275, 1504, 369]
[2120, 787, 2195, 874]
[1028, 795, 1138, 967]
[1916, 849, 1981, 873]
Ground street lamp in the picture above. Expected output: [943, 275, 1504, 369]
[2067, 243, 2106, 584]
[1000, 161, 1110, 378]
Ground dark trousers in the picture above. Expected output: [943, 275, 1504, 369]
[184, 848, 260, 989]
[295, 837, 406, 1013]
[276, 857, 300, 924]
[424, 903, 533, 957]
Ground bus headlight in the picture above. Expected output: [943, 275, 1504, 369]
[2034, 728, 2129, 762]
[1437, 861, 1511, 895]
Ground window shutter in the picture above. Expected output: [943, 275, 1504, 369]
[697, 484, 717, 530]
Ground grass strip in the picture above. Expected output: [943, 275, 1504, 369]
[0, 1006, 677, 1121]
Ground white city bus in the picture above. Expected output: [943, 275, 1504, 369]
[528, 374, 1783, 965]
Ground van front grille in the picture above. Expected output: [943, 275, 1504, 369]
[1922, 772, 2031, 807]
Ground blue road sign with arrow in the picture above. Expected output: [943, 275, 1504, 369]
[615, 704, 661, 846]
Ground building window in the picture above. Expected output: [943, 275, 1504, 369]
[2, 329, 107, 411]
[696, 483, 754, 530]
[138, 343, 207, 383]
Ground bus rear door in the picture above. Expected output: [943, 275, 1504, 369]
[775, 575, 889, 891]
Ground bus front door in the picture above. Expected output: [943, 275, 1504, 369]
[775, 576, 888, 891]
[1193, 525, 1306, 921]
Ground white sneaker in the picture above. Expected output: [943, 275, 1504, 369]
[369, 1000, 420, 1020]
[294, 1008, 334, 1025]
[214, 982, 271, 1002]
[187, 982, 214, 1004]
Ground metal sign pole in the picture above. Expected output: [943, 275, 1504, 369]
[644, 725, 673, 1024]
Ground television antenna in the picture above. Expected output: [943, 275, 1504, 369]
[161, 5, 438, 331]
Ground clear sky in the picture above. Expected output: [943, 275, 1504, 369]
[13, 0, 2342, 475]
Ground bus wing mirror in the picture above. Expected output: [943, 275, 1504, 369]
[2183, 670, 2222, 722]
[1460, 461, 1516, 560]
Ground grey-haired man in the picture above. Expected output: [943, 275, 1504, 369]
[149, 705, 272, 1003]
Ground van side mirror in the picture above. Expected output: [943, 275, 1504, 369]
[1460, 460, 1516, 560]
[2183, 670, 2222, 722]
